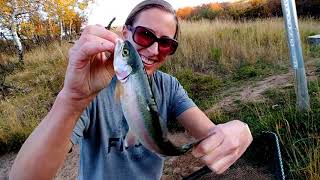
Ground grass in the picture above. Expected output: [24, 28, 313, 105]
[172, 68, 221, 109]
[0, 18, 320, 178]
[0, 41, 69, 153]
[206, 81, 320, 179]
[165, 18, 319, 75]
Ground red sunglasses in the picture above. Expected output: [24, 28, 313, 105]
[127, 25, 178, 55]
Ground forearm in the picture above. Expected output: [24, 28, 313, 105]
[9, 91, 90, 180]
[177, 107, 215, 139]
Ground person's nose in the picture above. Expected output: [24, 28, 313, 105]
[147, 41, 159, 56]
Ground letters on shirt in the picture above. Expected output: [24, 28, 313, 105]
[107, 136, 142, 154]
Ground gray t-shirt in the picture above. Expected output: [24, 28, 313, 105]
[71, 71, 196, 180]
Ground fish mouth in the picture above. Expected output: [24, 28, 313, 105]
[119, 73, 131, 82]
[114, 66, 132, 83]
[115, 67, 133, 82]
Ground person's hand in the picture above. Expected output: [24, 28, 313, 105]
[61, 25, 120, 103]
[192, 120, 253, 174]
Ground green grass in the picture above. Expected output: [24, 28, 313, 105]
[172, 68, 221, 109]
[310, 45, 320, 58]
[206, 80, 320, 179]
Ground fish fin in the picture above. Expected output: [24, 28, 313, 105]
[114, 80, 122, 103]
[148, 101, 169, 141]
[125, 129, 137, 147]
[146, 75, 169, 140]
[158, 116, 169, 140]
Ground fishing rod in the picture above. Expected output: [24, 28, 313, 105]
[106, 17, 116, 30]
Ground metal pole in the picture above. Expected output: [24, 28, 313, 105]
[281, 0, 310, 111]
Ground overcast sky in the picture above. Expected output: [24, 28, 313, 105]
[86, 0, 236, 26]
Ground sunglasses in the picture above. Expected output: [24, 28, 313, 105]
[127, 25, 178, 55]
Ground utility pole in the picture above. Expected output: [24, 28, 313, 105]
[281, 0, 310, 111]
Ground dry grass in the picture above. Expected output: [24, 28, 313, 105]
[165, 18, 319, 74]
[0, 41, 70, 153]
[0, 18, 319, 178]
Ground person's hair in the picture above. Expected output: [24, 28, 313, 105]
[124, 0, 180, 40]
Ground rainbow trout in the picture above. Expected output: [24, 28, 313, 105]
[114, 39, 195, 156]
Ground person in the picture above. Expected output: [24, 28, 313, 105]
[9, 0, 253, 179]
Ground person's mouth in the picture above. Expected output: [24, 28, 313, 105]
[141, 55, 156, 66]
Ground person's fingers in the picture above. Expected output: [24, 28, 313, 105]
[199, 135, 239, 165]
[69, 35, 115, 66]
[205, 136, 249, 174]
[200, 122, 253, 174]
[95, 24, 104, 27]
[192, 126, 224, 158]
[81, 25, 119, 43]
[206, 151, 239, 174]
[80, 40, 114, 58]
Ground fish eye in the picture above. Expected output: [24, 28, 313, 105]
[122, 48, 129, 57]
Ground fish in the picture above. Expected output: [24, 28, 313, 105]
[113, 39, 196, 156]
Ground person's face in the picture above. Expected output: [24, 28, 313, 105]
[123, 8, 177, 75]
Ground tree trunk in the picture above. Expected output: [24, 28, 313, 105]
[60, 19, 64, 42]
[69, 20, 73, 40]
[47, 18, 54, 40]
[0, 32, 7, 41]
[11, 0, 24, 64]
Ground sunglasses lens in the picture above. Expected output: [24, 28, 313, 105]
[158, 38, 178, 55]
[134, 27, 155, 47]
[132, 26, 178, 55]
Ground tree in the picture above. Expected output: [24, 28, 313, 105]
[44, 0, 89, 41]
[0, 0, 41, 63]
[209, 3, 223, 12]
[177, 7, 193, 19]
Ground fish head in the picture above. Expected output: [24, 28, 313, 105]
[114, 39, 143, 82]
[114, 39, 131, 82]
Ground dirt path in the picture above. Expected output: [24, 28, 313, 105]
[205, 73, 294, 114]
[0, 134, 275, 180]
[0, 147, 80, 180]
[205, 68, 316, 114]
[0, 152, 16, 180]
[1, 69, 316, 179]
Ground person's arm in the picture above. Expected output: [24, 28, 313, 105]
[177, 107, 252, 174]
[9, 91, 89, 180]
[177, 106, 214, 139]
[9, 25, 119, 180]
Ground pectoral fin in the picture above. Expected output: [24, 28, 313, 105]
[114, 80, 123, 103]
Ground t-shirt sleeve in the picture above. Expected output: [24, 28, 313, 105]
[170, 77, 196, 117]
[70, 106, 91, 145]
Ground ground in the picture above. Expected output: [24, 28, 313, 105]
[0, 134, 276, 180]
[1, 69, 315, 179]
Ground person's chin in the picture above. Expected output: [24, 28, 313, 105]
[143, 63, 156, 75]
